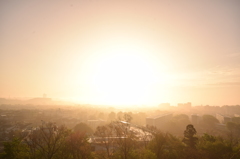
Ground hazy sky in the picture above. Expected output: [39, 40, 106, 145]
[1, 0, 240, 106]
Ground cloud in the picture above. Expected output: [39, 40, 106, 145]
[171, 65, 240, 88]
[206, 82, 240, 86]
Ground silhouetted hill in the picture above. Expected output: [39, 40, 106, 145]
[0, 98, 72, 105]
[0, 98, 23, 105]
[25, 98, 52, 105]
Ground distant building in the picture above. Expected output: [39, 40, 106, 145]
[216, 114, 231, 124]
[159, 103, 170, 108]
[146, 114, 172, 129]
[178, 102, 192, 109]
[26, 97, 52, 105]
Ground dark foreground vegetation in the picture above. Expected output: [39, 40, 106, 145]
[1, 104, 240, 159]
[1, 114, 240, 159]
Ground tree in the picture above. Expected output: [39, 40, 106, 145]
[147, 126, 185, 159]
[131, 112, 146, 126]
[1, 123, 94, 159]
[226, 122, 240, 147]
[108, 112, 116, 121]
[182, 124, 198, 149]
[63, 131, 92, 159]
[140, 149, 157, 159]
[0, 138, 29, 159]
[117, 111, 124, 120]
[197, 134, 234, 159]
[113, 113, 138, 159]
[138, 126, 154, 149]
[165, 114, 191, 135]
[74, 122, 93, 135]
[200, 115, 219, 130]
[148, 130, 169, 158]
[98, 112, 105, 120]
[232, 117, 240, 124]
[24, 122, 70, 159]
[94, 125, 114, 158]
[93, 113, 137, 159]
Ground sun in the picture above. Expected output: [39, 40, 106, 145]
[87, 42, 159, 106]
[64, 35, 171, 105]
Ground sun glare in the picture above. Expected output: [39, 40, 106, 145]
[87, 41, 159, 105]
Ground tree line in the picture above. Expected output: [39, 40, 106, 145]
[1, 114, 240, 159]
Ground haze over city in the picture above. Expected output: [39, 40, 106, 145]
[1, 0, 240, 107]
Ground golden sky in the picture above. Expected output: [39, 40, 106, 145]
[1, 0, 240, 106]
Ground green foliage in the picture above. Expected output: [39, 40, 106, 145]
[3, 122, 240, 159]
[226, 121, 240, 134]
[1, 123, 93, 159]
[108, 112, 116, 121]
[200, 115, 219, 129]
[201, 133, 216, 142]
[164, 114, 191, 135]
[0, 138, 29, 159]
[94, 125, 114, 158]
[198, 134, 233, 159]
[74, 122, 93, 135]
[202, 115, 219, 123]
[128, 149, 157, 159]
[24, 123, 71, 159]
[112, 121, 138, 159]
[148, 129, 185, 159]
[57, 131, 93, 159]
[232, 117, 240, 124]
[139, 149, 157, 159]
[183, 124, 198, 149]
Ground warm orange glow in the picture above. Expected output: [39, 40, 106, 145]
[71, 37, 164, 105]
[1, 1, 240, 106]
[91, 49, 154, 104]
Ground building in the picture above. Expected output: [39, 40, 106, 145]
[159, 103, 170, 108]
[146, 114, 172, 129]
[216, 113, 231, 124]
[178, 102, 192, 109]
